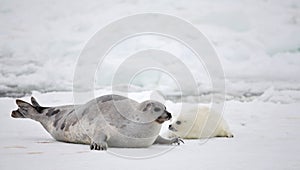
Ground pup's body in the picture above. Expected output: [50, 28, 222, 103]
[166, 106, 233, 139]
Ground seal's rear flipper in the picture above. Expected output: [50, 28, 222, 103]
[11, 99, 38, 119]
[30, 97, 49, 113]
[31, 97, 41, 107]
[11, 110, 25, 118]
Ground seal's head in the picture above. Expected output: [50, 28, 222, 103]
[168, 121, 181, 132]
[138, 100, 172, 124]
[168, 112, 194, 137]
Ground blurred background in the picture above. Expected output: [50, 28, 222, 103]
[0, 0, 299, 103]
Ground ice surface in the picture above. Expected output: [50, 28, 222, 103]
[1, 91, 300, 170]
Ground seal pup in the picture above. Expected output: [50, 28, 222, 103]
[11, 95, 183, 150]
[166, 106, 233, 139]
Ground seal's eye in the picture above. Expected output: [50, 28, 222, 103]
[154, 107, 161, 112]
[176, 121, 181, 125]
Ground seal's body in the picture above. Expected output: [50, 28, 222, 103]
[12, 95, 182, 150]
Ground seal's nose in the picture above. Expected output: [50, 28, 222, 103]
[165, 110, 172, 120]
[168, 124, 172, 129]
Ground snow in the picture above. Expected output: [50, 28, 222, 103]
[1, 91, 300, 169]
[1, 0, 300, 169]
[0, 0, 300, 101]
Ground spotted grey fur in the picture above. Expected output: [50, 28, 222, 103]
[11, 94, 183, 151]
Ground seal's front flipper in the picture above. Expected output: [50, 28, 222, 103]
[154, 135, 184, 145]
[90, 141, 108, 151]
[90, 133, 108, 151]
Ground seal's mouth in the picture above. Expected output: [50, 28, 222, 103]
[155, 110, 172, 124]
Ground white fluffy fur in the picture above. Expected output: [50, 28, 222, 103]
[165, 106, 233, 139]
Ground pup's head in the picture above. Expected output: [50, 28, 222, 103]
[168, 112, 195, 137]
